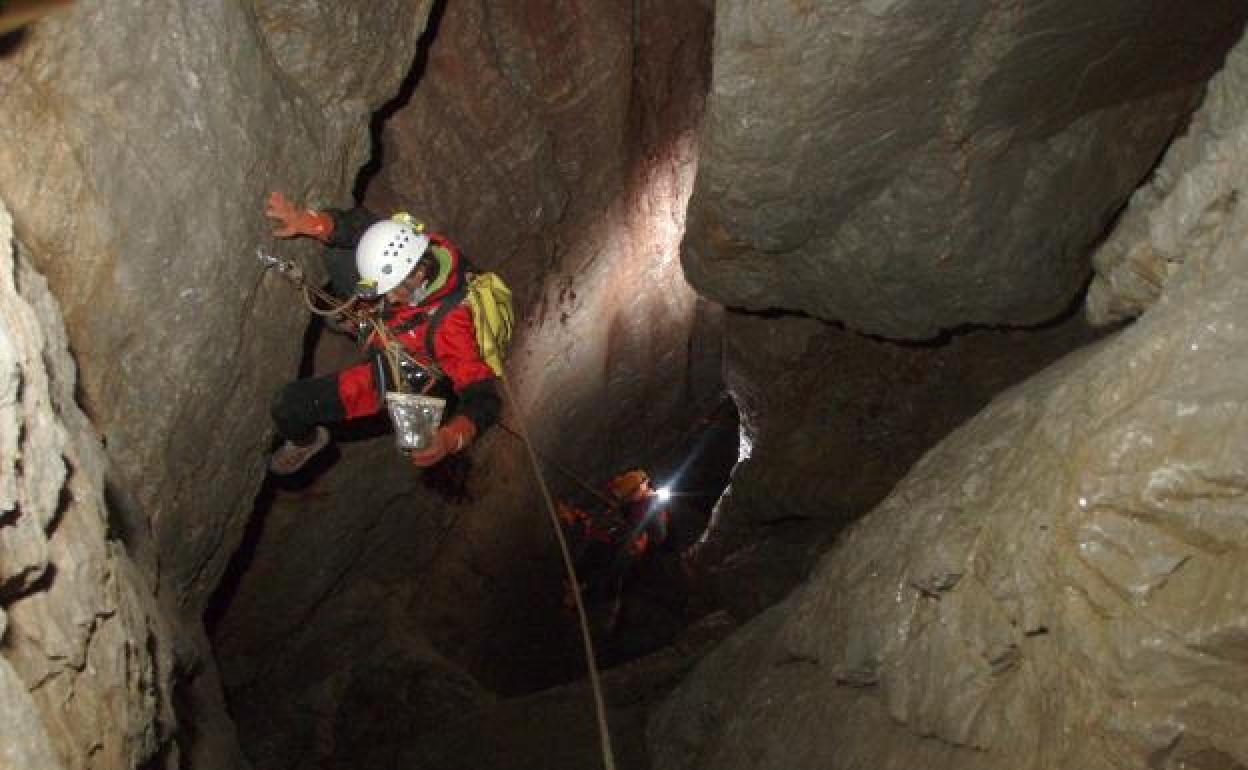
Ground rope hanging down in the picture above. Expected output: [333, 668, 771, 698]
[499, 376, 618, 770]
[257, 248, 618, 770]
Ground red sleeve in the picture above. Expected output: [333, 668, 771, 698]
[432, 304, 496, 393]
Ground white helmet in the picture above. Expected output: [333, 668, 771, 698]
[355, 219, 431, 296]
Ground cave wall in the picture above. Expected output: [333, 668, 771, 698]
[679, 0, 1248, 634]
[210, 2, 719, 768]
[0, 200, 193, 768]
[0, 2, 433, 768]
[0, 0, 434, 616]
[6, 2, 1248, 769]
[681, 0, 1248, 339]
[718, 312, 1103, 531]
[4, 0, 719, 766]
[685, 310, 1107, 623]
[652, 32, 1248, 770]
[1087, 21, 1248, 326]
[363, 0, 723, 475]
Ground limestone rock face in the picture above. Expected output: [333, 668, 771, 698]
[1088, 33, 1248, 325]
[0, 202, 180, 770]
[682, 0, 1247, 338]
[365, 0, 723, 476]
[0, 0, 431, 612]
[651, 42, 1248, 768]
[0, 4, 431, 769]
[209, 435, 498, 769]
[211, 3, 719, 767]
[254, 0, 435, 179]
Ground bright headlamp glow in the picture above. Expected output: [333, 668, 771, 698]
[656, 485, 673, 502]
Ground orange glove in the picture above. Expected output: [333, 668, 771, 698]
[410, 415, 477, 468]
[265, 191, 334, 241]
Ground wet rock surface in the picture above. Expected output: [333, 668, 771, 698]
[682, 0, 1247, 338]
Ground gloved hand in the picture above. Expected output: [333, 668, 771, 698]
[265, 191, 334, 241]
[410, 415, 478, 468]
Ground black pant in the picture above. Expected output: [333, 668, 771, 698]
[270, 373, 346, 444]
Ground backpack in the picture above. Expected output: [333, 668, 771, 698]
[463, 271, 514, 378]
[384, 215, 514, 380]
[424, 270, 514, 379]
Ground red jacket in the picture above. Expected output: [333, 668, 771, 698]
[329, 220, 499, 430]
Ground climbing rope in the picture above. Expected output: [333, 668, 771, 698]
[494, 422, 617, 509]
[257, 248, 363, 319]
[498, 394, 733, 508]
[498, 376, 618, 770]
[256, 249, 410, 391]
[365, 317, 409, 395]
[259, 250, 616, 768]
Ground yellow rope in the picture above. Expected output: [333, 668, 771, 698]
[364, 316, 408, 395]
[499, 376, 617, 770]
[275, 263, 405, 392]
[300, 283, 359, 318]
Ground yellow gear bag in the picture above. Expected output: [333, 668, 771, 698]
[464, 271, 514, 378]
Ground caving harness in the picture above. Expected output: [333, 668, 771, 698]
[256, 248, 447, 451]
